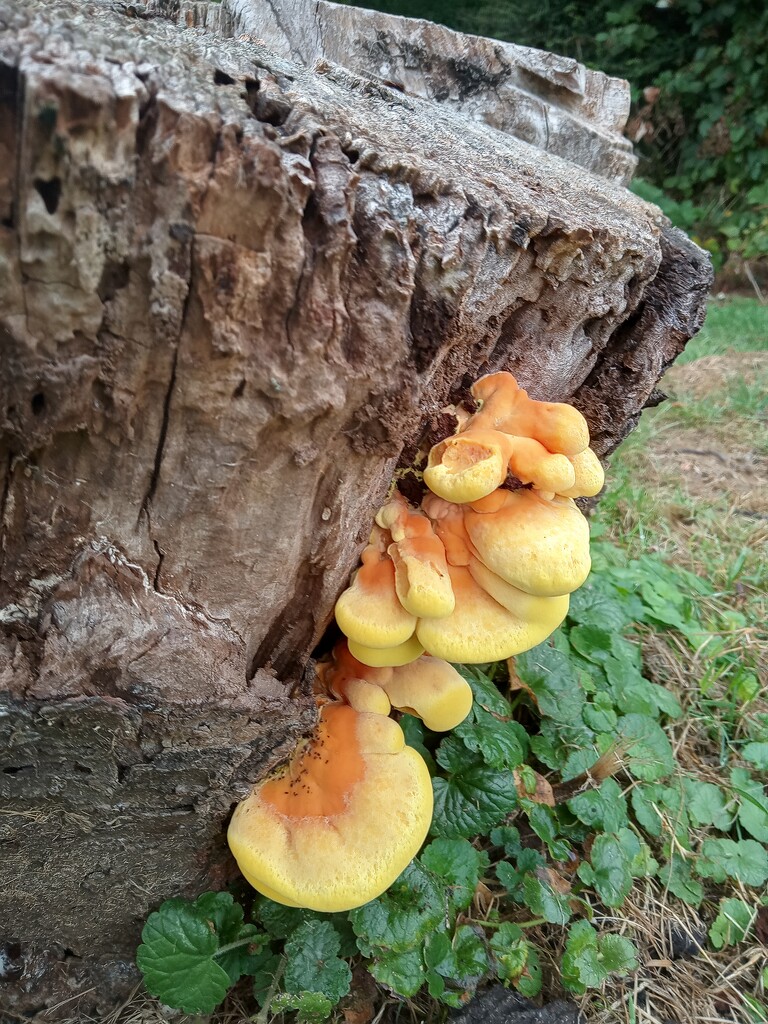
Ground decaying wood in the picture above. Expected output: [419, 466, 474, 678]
[178, 0, 638, 184]
[0, 0, 711, 1013]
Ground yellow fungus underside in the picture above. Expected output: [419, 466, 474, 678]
[348, 633, 425, 667]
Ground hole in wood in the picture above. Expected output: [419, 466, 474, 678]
[34, 177, 62, 215]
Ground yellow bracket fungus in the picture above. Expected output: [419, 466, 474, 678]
[229, 370, 604, 912]
[228, 704, 432, 912]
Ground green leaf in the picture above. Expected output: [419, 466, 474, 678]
[568, 624, 614, 662]
[451, 925, 489, 985]
[583, 699, 618, 733]
[515, 645, 586, 725]
[271, 991, 333, 1023]
[567, 584, 631, 631]
[457, 665, 510, 716]
[489, 923, 527, 983]
[515, 943, 542, 998]
[256, 897, 311, 939]
[432, 743, 518, 839]
[732, 768, 768, 842]
[455, 703, 525, 770]
[618, 713, 675, 781]
[425, 925, 487, 991]
[562, 921, 601, 994]
[696, 839, 768, 887]
[624, 831, 659, 878]
[604, 660, 658, 717]
[283, 921, 351, 1003]
[190, 892, 264, 983]
[649, 683, 683, 719]
[521, 874, 572, 925]
[400, 714, 436, 774]
[420, 838, 489, 912]
[350, 861, 445, 953]
[423, 930, 453, 975]
[742, 742, 768, 770]
[658, 858, 704, 906]
[599, 934, 639, 974]
[136, 899, 232, 1014]
[562, 921, 637, 994]
[743, 994, 768, 1024]
[568, 779, 628, 834]
[490, 824, 522, 857]
[684, 780, 734, 830]
[631, 784, 664, 837]
[369, 947, 425, 997]
[709, 898, 755, 949]
[496, 853, 546, 901]
[578, 834, 633, 907]
[524, 803, 559, 847]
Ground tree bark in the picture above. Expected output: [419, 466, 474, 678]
[0, 0, 711, 1014]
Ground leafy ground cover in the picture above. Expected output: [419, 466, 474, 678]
[81, 297, 768, 1024]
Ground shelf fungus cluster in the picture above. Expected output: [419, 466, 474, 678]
[228, 372, 603, 911]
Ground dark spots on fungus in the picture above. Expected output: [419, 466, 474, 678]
[31, 392, 45, 416]
[232, 379, 246, 398]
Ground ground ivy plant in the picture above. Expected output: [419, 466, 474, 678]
[137, 540, 768, 1019]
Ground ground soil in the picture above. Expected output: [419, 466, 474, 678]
[648, 353, 768, 517]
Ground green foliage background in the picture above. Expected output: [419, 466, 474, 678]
[339, 0, 768, 267]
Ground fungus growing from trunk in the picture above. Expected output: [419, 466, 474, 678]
[463, 489, 591, 597]
[318, 640, 473, 733]
[227, 703, 432, 912]
[334, 524, 417, 651]
[229, 370, 604, 912]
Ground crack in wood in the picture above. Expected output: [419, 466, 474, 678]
[0, 450, 14, 577]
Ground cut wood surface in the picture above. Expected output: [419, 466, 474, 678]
[0, 0, 711, 1013]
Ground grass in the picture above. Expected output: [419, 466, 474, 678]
[598, 294, 768, 743]
[587, 295, 768, 1023]
[678, 297, 768, 363]
[598, 296, 768, 625]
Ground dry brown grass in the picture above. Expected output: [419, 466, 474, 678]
[581, 880, 766, 1024]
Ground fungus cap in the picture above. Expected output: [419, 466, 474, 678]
[376, 493, 455, 618]
[329, 676, 392, 716]
[382, 657, 473, 731]
[468, 557, 569, 650]
[421, 495, 474, 566]
[506, 436, 576, 494]
[423, 427, 514, 504]
[471, 373, 590, 456]
[335, 525, 416, 648]
[464, 489, 591, 597]
[560, 447, 605, 498]
[228, 704, 432, 912]
[416, 563, 550, 663]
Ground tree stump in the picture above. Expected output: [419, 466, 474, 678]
[0, 0, 711, 1014]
